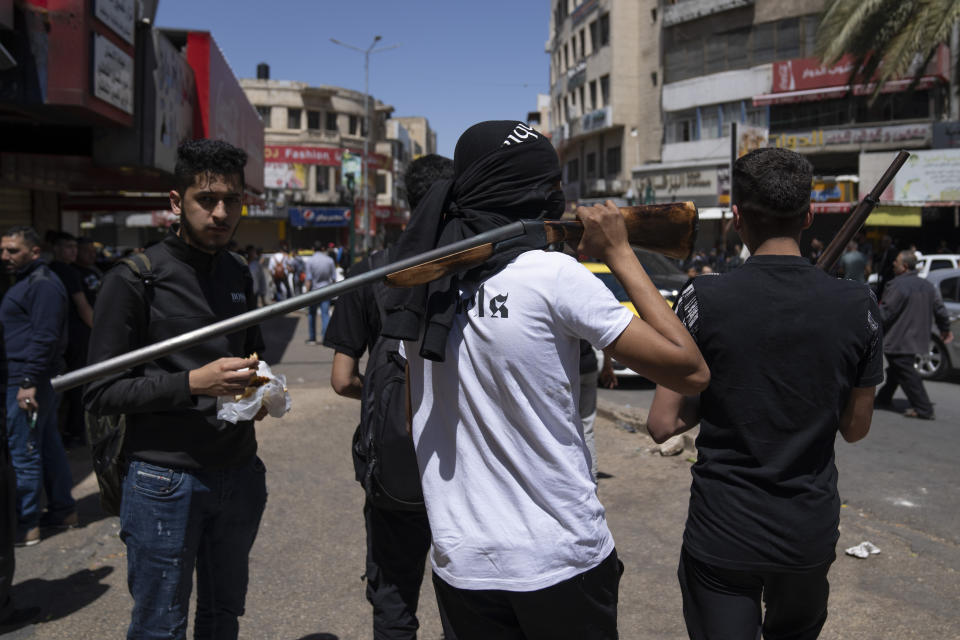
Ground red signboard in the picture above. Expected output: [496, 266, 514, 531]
[265, 145, 389, 170]
[771, 46, 950, 93]
[186, 31, 265, 192]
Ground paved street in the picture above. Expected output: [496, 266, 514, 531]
[4, 310, 960, 639]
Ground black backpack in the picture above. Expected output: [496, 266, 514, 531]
[351, 251, 425, 512]
[85, 253, 155, 517]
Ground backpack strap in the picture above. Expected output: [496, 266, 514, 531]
[120, 253, 155, 288]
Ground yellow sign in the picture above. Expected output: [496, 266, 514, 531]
[865, 206, 922, 227]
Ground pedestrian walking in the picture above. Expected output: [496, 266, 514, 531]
[382, 121, 708, 640]
[325, 153, 458, 640]
[84, 139, 268, 640]
[246, 245, 267, 307]
[840, 240, 868, 283]
[874, 250, 953, 419]
[304, 241, 337, 345]
[0, 226, 77, 547]
[648, 148, 882, 640]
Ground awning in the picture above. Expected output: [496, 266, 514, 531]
[753, 76, 941, 106]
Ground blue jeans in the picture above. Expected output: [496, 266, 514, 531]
[120, 456, 267, 640]
[307, 300, 331, 342]
[5, 381, 76, 532]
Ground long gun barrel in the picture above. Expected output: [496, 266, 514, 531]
[52, 202, 699, 392]
[816, 150, 910, 272]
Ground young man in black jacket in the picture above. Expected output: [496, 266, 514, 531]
[648, 148, 881, 640]
[84, 139, 267, 640]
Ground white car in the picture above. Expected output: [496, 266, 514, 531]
[868, 253, 960, 287]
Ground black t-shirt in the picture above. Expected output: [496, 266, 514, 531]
[323, 257, 381, 359]
[49, 260, 88, 358]
[679, 255, 883, 571]
[73, 263, 102, 307]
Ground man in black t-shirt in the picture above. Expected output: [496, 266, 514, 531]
[648, 148, 882, 640]
[324, 154, 457, 640]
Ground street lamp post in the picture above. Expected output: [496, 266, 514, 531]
[330, 35, 399, 258]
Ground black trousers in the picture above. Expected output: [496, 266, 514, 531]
[432, 549, 622, 640]
[364, 500, 457, 640]
[876, 352, 934, 417]
[678, 547, 831, 640]
[0, 449, 16, 622]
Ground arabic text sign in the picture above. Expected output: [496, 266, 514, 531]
[893, 150, 960, 202]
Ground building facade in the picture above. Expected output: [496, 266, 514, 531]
[548, 0, 663, 206]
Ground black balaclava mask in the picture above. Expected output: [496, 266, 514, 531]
[381, 120, 563, 360]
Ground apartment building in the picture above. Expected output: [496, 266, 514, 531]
[240, 64, 403, 249]
[639, 0, 955, 250]
[548, 0, 663, 205]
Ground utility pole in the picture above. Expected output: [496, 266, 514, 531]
[331, 35, 400, 257]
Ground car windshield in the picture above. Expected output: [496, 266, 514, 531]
[634, 249, 684, 276]
[594, 272, 630, 302]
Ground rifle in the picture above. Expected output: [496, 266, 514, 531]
[816, 150, 910, 272]
[52, 201, 698, 393]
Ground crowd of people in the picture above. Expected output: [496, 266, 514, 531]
[0, 131, 954, 640]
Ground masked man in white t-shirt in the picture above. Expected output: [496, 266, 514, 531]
[383, 121, 709, 640]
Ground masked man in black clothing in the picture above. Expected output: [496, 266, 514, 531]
[84, 139, 267, 640]
[325, 154, 458, 640]
[648, 148, 882, 640]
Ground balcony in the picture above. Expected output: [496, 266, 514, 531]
[566, 60, 587, 92]
[663, 0, 754, 27]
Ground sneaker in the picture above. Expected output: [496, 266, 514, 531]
[903, 408, 935, 420]
[14, 527, 40, 547]
[39, 510, 79, 529]
[304, 339, 317, 345]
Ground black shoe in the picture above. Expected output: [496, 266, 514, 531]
[0, 606, 41, 631]
[39, 509, 79, 529]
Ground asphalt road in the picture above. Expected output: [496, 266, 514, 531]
[4, 311, 959, 639]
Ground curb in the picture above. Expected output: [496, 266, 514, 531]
[597, 398, 699, 456]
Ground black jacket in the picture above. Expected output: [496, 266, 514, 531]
[879, 271, 950, 355]
[0, 260, 67, 381]
[83, 230, 265, 470]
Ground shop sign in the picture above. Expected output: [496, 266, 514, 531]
[866, 206, 922, 227]
[265, 145, 389, 170]
[92, 33, 134, 114]
[581, 106, 611, 134]
[288, 207, 350, 227]
[771, 123, 931, 151]
[811, 180, 855, 203]
[933, 121, 960, 148]
[892, 149, 960, 202]
[243, 204, 286, 219]
[94, 0, 135, 45]
[772, 47, 949, 93]
[264, 163, 308, 190]
[635, 166, 719, 198]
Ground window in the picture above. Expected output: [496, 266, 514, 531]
[726, 28, 749, 68]
[376, 172, 388, 195]
[564, 43, 569, 70]
[589, 20, 599, 53]
[700, 106, 721, 139]
[605, 146, 621, 177]
[930, 259, 954, 272]
[705, 38, 726, 75]
[579, 86, 586, 113]
[579, 28, 586, 58]
[307, 110, 321, 130]
[939, 277, 960, 303]
[778, 18, 801, 60]
[567, 158, 580, 182]
[802, 15, 820, 57]
[326, 112, 338, 131]
[586, 152, 596, 178]
[255, 105, 271, 124]
[315, 166, 329, 193]
[589, 80, 597, 110]
[598, 13, 610, 46]
[599, 75, 610, 107]
[287, 108, 301, 129]
[664, 110, 696, 143]
[753, 23, 776, 64]
[349, 115, 359, 135]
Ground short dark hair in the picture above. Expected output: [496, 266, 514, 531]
[733, 148, 812, 238]
[174, 139, 248, 196]
[405, 154, 454, 209]
[53, 231, 77, 246]
[4, 225, 41, 248]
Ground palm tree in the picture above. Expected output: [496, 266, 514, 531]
[816, 0, 960, 100]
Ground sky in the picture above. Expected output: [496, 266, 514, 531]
[154, 0, 552, 158]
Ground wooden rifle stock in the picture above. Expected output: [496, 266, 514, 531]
[386, 201, 699, 287]
[816, 150, 910, 272]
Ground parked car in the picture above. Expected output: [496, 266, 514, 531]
[915, 268, 960, 380]
[581, 249, 688, 378]
[868, 253, 960, 288]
